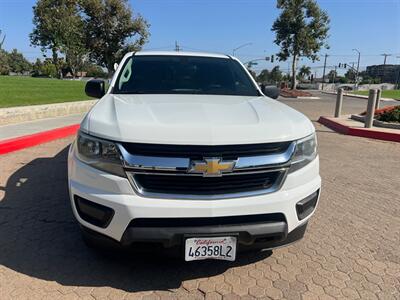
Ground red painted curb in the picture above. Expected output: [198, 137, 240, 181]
[318, 116, 349, 135]
[318, 116, 400, 143]
[0, 124, 80, 155]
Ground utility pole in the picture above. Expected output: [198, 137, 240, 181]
[322, 54, 328, 89]
[333, 65, 337, 84]
[381, 53, 392, 65]
[175, 41, 180, 52]
[352, 49, 361, 89]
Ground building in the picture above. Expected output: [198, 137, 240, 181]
[366, 64, 400, 83]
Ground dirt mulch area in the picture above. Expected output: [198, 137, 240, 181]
[280, 88, 312, 98]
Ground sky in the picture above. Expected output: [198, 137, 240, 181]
[1, 0, 400, 76]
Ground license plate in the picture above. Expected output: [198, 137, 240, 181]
[185, 236, 237, 261]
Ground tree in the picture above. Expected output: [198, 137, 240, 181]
[270, 66, 283, 83]
[358, 71, 380, 84]
[41, 60, 58, 77]
[0, 49, 10, 75]
[83, 64, 108, 78]
[327, 69, 337, 83]
[81, 0, 150, 75]
[298, 65, 311, 81]
[257, 69, 270, 83]
[32, 58, 43, 77]
[8, 49, 32, 74]
[344, 69, 356, 82]
[257, 66, 282, 84]
[272, 0, 330, 89]
[30, 0, 85, 77]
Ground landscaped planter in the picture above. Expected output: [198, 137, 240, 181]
[279, 88, 312, 98]
[350, 114, 400, 130]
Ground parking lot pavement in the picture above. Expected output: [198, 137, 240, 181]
[279, 91, 398, 122]
[0, 95, 399, 299]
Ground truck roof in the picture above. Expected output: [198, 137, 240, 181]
[132, 51, 231, 59]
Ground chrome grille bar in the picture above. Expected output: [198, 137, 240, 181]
[117, 142, 295, 173]
[117, 141, 295, 199]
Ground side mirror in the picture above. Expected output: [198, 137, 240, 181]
[85, 79, 105, 98]
[261, 85, 280, 99]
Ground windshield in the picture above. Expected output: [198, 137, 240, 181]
[113, 55, 259, 96]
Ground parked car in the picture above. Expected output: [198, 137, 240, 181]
[68, 51, 321, 261]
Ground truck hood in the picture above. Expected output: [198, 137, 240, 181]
[82, 94, 314, 145]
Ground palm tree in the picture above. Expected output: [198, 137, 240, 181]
[298, 65, 311, 81]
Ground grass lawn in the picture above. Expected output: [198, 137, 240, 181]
[0, 76, 94, 108]
[351, 89, 400, 100]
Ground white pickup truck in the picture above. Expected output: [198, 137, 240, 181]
[68, 51, 321, 261]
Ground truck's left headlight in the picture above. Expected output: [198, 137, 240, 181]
[289, 133, 317, 173]
[75, 131, 126, 177]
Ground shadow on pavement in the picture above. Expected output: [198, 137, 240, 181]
[0, 146, 271, 292]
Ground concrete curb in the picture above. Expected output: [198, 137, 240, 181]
[0, 100, 97, 126]
[297, 97, 321, 100]
[0, 124, 79, 155]
[318, 116, 400, 143]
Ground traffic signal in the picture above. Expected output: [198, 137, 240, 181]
[270, 55, 274, 63]
[344, 63, 347, 68]
[338, 63, 341, 68]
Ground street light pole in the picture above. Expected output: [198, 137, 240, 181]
[396, 56, 400, 90]
[232, 43, 252, 56]
[352, 49, 360, 89]
[381, 53, 392, 65]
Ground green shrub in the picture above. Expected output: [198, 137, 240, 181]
[85, 65, 108, 78]
[40, 63, 58, 78]
[378, 107, 400, 123]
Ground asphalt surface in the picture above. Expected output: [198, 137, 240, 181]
[0, 92, 399, 299]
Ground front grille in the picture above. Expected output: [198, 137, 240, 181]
[121, 141, 293, 199]
[132, 171, 283, 196]
[120, 141, 291, 159]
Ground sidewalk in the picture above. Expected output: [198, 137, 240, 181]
[0, 113, 84, 140]
[0, 114, 83, 154]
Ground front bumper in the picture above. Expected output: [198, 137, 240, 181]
[80, 220, 309, 253]
[68, 146, 321, 248]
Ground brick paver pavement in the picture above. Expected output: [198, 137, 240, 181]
[0, 94, 399, 299]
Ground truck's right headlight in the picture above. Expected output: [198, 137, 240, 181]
[75, 131, 126, 177]
[289, 133, 317, 173]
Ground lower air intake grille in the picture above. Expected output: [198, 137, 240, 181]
[132, 171, 283, 196]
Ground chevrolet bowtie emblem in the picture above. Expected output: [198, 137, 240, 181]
[189, 158, 236, 177]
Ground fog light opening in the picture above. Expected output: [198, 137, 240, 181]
[74, 195, 114, 228]
[296, 190, 319, 220]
